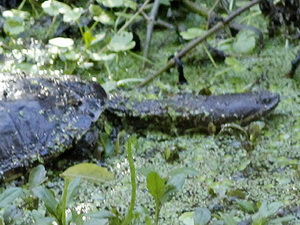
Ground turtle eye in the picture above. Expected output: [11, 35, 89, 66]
[261, 97, 271, 105]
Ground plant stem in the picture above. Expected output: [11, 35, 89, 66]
[122, 137, 137, 225]
[139, 0, 263, 87]
[154, 204, 161, 225]
[46, 15, 57, 40]
[60, 179, 70, 225]
[117, 0, 151, 35]
[142, 0, 160, 68]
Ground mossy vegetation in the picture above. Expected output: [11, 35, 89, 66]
[0, 0, 300, 224]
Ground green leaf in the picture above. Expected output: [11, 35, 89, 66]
[60, 163, 114, 182]
[28, 165, 47, 190]
[233, 30, 256, 53]
[236, 200, 256, 213]
[108, 31, 135, 52]
[0, 187, 23, 208]
[3, 16, 24, 35]
[41, 0, 71, 16]
[253, 201, 283, 222]
[32, 186, 59, 217]
[89, 4, 102, 16]
[3, 10, 29, 35]
[220, 213, 237, 225]
[137, 167, 154, 177]
[65, 176, 81, 205]
[32, 210, 55, 225]
[124, 0, 137, 10]
[268, 215, 295, 224]
[83, 30, 95, 48]
[225, 57, 245, 72]
[91, 33, 106, 46]
[97, 0, 124, 8]
[89, 4, 114, 25]
[63, 7, 83, 23]
[60, 50, 80, 61]
[49, 37, 74, 48]
[194, 207, 211, 225]
[180, 28, 206, 40]
[3, 9, 29, 19]
[167, 173, 185, 192]
[179, 212, 194, 225]
[146, 171, 166, 206]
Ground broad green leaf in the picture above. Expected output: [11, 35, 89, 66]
[236, 200, 256, 213]
[146, 171, 166, 206]
[3, 10, 29, 35]
[124, 0, 137, 10]
[89, 4, 102, 15]
[0, 187, 23, 207]
[179, 212, 194, 225]
[108, 31, 135, 52]
[225, 57, 245, 72]
[3, 9, 29, 19]
[268, 215, 295, 224]
[89, 4, 114, 25]
[167, 173, 185, 192]
[60, 51, 80, 61]
[61, 163, 114, 182]
[91, 33, 106, 45]
[41, 0, 71, 16]
[32, 186, 59, 217]
[161, 173, 186, 204]
[49, 37, 74, 48]
[83, 30, 95, 48]
[180, 28, 206, 40]
[3, 16, 24, 35]
[220, 213, 237, 225]
[32, 210, 55, 225]
[233, 30, 256, 53]
[253, 201, 283, 222]
[28, 165, 47, 189]
[63, 7, 83, 23]
[94, 12, 114, 25]
[97, 0, 124, 8]
[194, 207, 211, 225]
[65, 176, 81, 205]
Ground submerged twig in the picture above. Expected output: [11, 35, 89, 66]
[180, 0, 209, 18]
[117, 0, 151, 35]
[139, 0, 263, 87]
[142, 0, 160, 68]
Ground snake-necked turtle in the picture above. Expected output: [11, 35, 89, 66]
[0, 73, 280, 181]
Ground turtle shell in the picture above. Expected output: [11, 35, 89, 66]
[0, 74, 107, 180]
